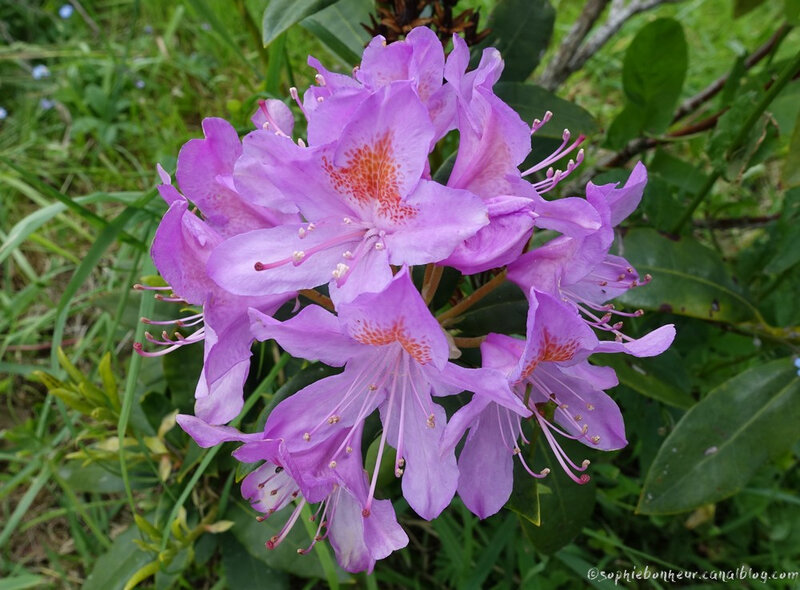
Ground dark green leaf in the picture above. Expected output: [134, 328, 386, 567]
[300, 0, 372, 65]
[592, 355, 695, 410]
[222, 534, 288, 590]
[617, 228, 761, 324]
[782, 110, 800, 187]
[262, 0, 339, 46]
[787, 0, 800, 24]
[607, 18, 687, 146]
[485, 0, 555, 81]
[638, 358, 800, 514]
[226, 501, 340, 579]
[495, 82, 599, 139]
[505, 460, 541, 525]
[520, 437, 596, 554]
[83, 525, 151, 590]
[734, 0, 768, 17]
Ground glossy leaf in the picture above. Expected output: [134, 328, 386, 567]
[617, 228, 761, 324]
[221, 534, 289, 589]
[262, 0, 339, 46]
[226, 501, 343, 580]
[485, 0, 555, 81]
[638, 358, 800, 514]
[593, 355, 695, 410]
[300, 0, 372, 65]
[83, 525, 151, 590]
[495, 82, 599, 139]
[783, 110, 800, 187]
[606, 18, 687, 147]
[519, 437, 596, 554]
[505, 460, 541, 526]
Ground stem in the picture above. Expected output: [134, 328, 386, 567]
[452, 336, 486, 348]
[421, 264, 444, 305]
[437, 269, 507, 326]
[299, 289, 335, 312]
[672, 48, 800, 233]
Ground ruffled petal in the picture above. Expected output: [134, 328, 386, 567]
[337, 268, 449, 369]
[248, 304, 362, 367]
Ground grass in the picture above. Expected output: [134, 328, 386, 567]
[1, 0, 799, 588]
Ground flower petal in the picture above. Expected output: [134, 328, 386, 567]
[337, 268, 449, 369]
[248, 304, 361, 367]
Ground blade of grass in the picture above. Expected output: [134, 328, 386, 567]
[118, 257, 156, 515]
[300, 501, 339, 590]
[50, 205, 145, 371]
[0, 463, 52, 551]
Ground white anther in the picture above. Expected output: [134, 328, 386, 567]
[315, 73, 325, 86]
[297, 138, 306, 147]
[316, 96, 324, 102]
[328, 460, 337, 469]
[342, 251, 353, 259]
[303, 432, 311, 441]
[298, 227, 306, 238]
[292, 250, 305, 262]
[342, 217, 352, 224]
[374, 242, 384, 250]
[331, 263, 350, 279]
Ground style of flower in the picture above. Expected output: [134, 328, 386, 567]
[176, 415, 408, 572]
[445, 288, 673, 518]
[248, 268, 528, 519]
[207, 83, 488, 304]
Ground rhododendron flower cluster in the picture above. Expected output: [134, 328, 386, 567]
[137, 28, 675, 573]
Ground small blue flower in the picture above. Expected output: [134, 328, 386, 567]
[32, 64, 50, 80]
[794, 358, 800, 376]
[0, 107, 7, 120]
[144, 24, 153, 34]
[201, 22, 211, 31]
[39, 98, 55, 110]
[59, 4, 74, 19]
[135, 79, 146, 89]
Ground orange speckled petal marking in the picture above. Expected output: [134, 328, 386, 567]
[519, 329, 579, 380]
[351, 319, 432, 364]
[323, 132, 418, 223]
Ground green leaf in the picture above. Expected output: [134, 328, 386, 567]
[638, 358, 800, 514]
[0, 574, 47, 590]
[592, 355, 695, 410]
[787, 0, 800, 24]
[83, 525, 151, 590]
[606, 18, 687, 146]
[734, 0, 768, 17]
[494, 82, 599, 139]
[222, 534, 289, 589]
[486, 0, 555, 81]
[782, 110, 800, 188]
[262, 0, 339, 46]
[519, 437, 596, 554]
[226, 501, 343, 580]
[617, 228, 761, 324]
[300, 0, 372, 65]
[505, 461, 541, 525]
[57, 463, 130, 494]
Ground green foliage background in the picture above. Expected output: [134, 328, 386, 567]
[1, 0, 799, 588]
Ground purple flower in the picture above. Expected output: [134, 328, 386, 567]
[439, 35, 601, 274]
[135, 119, 294, 424]
[248, 268, 527, 519]
[208, 83, 488, 304]
[176, 415, 408, 572]
[445, 287, 673, 518]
